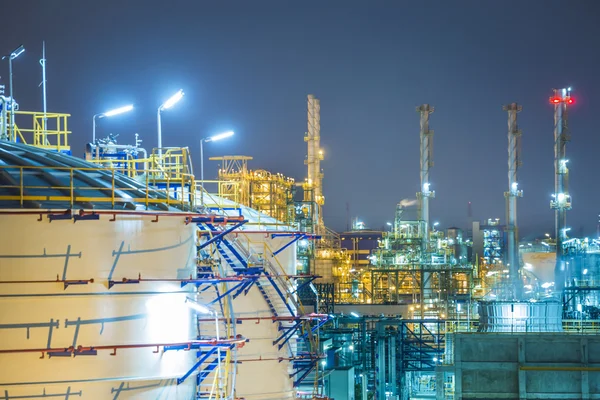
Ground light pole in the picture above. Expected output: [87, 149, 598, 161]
[2, 45, 25, 141]
[92, 104, 134, 144]
[200, 131, 234, 206]
[157, 89, 184, 157]
[185, 298, 222, 391]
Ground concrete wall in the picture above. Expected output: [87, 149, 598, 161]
[437, 333, 600, 399]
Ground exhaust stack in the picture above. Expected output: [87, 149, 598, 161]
[503, 103, 523, 299]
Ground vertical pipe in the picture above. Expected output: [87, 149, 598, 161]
[552, 88, 572, 293]
[157, 109, 162, 158]
[503, 103, 523, 299]
[40, 41, 48, 145]
[8, 57, 13, 141]
[200, 139, 204, 206]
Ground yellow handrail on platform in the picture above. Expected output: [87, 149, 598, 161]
[9, 111, 71, 153]
[0, 164, 195, 210]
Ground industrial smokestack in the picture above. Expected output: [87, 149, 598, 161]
[416, 104, 435, 245]
[306, 94, 324, 230]
[550, 88, 573, 293]
[503, 102, 523, 299]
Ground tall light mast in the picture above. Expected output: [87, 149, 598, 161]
[503, 103, 523, 299]
[549, 88, 574, 293]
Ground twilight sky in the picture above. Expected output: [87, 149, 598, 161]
[3, 1, 600, 237]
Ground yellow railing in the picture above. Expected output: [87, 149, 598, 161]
[9, 111, 71, 152]
[91, 147, 193, 181]
[0, 165, 195, 210]
[195, 181, 296, 229]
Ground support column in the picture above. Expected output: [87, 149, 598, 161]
[503, 103, 523, 299]
[549, 88, 573, 293]
[416, 104, 434, 301]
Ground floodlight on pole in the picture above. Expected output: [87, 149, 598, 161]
[157, 89, 184, 156]
[2, 44, 25, 141]
[205, 130, 234, 143]
[92, 104, 134, 143]
[200, 131, 235, 206]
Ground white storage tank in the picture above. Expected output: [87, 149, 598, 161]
[198, 203, 302, 400]
[0, 142, 198, 398]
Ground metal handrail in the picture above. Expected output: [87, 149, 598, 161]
[9, 110, 71, 152]
[0, 165, 195, 209]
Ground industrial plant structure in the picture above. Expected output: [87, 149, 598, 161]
[1, 70, 600, 400]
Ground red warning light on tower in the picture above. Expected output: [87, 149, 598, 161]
[567, 97, 574, 104]
[550, 97, 561, 104]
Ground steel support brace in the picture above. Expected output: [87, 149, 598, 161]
[208, 281, 248, 305]
[272, 235, 305, 257]
[292, 276, 318, 295]
[218, 238, 248, 269]
[293, 364, 316, 387]
[265, 274, 296, 317]
[301, 317, 329, 339]
[274, 320, 303, 348]
[177, 347, 218, 385]
[199, 221, 247, 250]
[232, 278, 258, 299]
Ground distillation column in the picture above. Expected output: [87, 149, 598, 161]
[503, 103, 523, 299]
[550, 88, 573, 292]
[305, 94, 324, 230]
[416, 105, 434, 305]
[416, 104, 435, 249]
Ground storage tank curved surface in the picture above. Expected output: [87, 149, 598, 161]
[197, 199, 301, 400]
[478, 300, 563, 332]
[0, 142, 198, 398]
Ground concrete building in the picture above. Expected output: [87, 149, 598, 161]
[438, 333, 600, 399]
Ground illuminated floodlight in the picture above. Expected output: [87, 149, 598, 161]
[205, 130, 234, 143]
[160, 89, 185, 110]
[92, 104, 134, 143]
[350, 312, 360, 318]
[185, 297, 212, 314]
[386, 222, 392, 226]
[584, 269, 588, 275]
[9, 45, 25, 60]
[433, 357, 438, 362]
[102, 104, 134, 117]
[321, 360, 327, 366]
[541, 282, 553, 289]
[349, 345, 354, 351]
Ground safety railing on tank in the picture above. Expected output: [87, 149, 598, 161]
[8, 111, 71, 153]
[0, 165, 195, 210]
